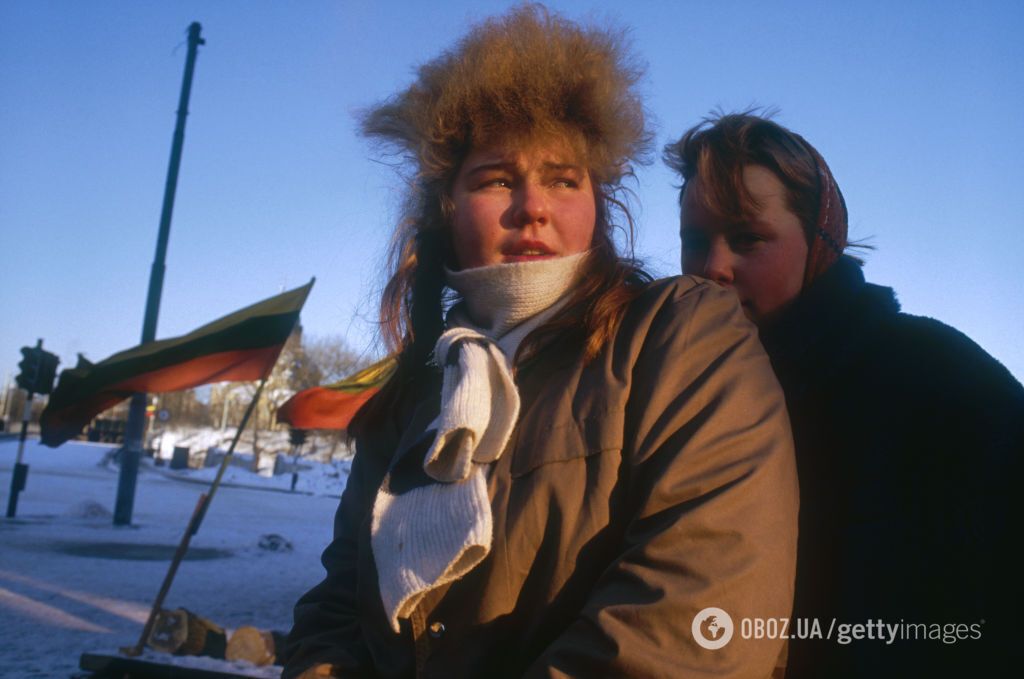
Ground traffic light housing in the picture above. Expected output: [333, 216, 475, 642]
[16, 346, 40, 392]
[15, 341, 60, 395]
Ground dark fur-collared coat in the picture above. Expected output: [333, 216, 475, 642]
[761, 256, 1024, 678]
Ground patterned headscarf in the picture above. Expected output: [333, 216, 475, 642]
[800, 140, 848, 287]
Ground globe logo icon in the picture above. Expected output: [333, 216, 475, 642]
[702, 615, 726, 640]
[692, 607, 734, 649]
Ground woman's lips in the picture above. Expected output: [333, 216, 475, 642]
[502, 240, 556, 263]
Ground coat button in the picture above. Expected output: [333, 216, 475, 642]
[428, 621, 445, 639]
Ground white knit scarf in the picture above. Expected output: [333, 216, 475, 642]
[371, 252, 588, 632]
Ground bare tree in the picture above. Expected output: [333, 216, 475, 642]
[294, 334, 363, 388]
[205, 328, 367, 466]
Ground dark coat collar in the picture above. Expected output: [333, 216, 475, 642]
[760, 256, 900, 396]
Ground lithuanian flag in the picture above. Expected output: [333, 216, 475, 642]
[40, 281, 314, 447]
[276, 355, 397, 430]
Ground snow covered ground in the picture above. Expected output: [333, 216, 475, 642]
[0, 437, 348, 678]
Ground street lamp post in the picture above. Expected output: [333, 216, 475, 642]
[114, 22, 205, 526]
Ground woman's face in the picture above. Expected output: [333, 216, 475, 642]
[680, 165, 808, 325]
[449, 142, 597, 270]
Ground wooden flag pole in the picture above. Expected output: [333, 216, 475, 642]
[122, 376, 268, 657]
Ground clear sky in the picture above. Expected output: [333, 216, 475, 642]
[2, 0, 1022, 391]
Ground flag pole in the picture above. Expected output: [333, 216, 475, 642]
[122, 375, 267, 658]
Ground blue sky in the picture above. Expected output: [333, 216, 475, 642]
[2, 0, 1022, 392]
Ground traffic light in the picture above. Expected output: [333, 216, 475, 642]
[16, 346, 41, 392]
[15, 340, 60, 395]
[10, 339, 59, 520]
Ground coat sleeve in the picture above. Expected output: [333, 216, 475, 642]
[525, 281, 799, 679]
[282, 443, 377, 679]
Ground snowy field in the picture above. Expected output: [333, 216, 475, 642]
[0, 438, 348, 678]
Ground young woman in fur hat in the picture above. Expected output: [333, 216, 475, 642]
[665, 112, 1024, 678]
[284, 9, 798, 679]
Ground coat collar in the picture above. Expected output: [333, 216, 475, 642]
[760, 256, 900, 397]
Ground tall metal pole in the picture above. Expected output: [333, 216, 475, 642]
[115, 22, 205, 526]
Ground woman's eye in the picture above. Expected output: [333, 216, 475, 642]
[477, 177, 511, 189]
[551, 177, 579, 189]
[730, 233, 765, 251]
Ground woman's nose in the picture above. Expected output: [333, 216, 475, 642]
[513, 183, 549, 227]
[704, 242, 734, 286]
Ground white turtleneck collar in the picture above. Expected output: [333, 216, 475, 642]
[444, 251, 589, 339]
